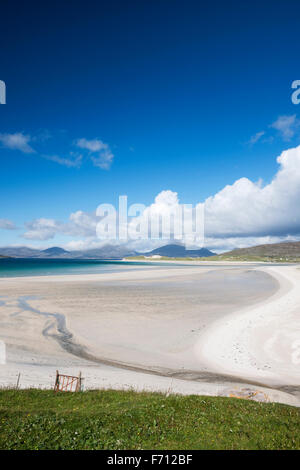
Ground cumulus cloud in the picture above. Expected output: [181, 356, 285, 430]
[67, 211, 98, 237]
[205, 145, 300, 238]
[23, 218, 62, 240]
[23, 211, 98, 241]
[124, 190, 204, 247]
[0, 219, 16, 230]
[20, 145, 300, 252]
[0, 132, 35, 153]
[76, 138, 114, 169]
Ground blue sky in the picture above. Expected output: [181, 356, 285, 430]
[1, 1, 300, 251]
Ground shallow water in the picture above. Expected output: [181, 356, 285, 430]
[0, 258, 182, 278]
[0, 257, 293, 278]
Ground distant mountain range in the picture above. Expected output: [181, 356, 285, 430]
[141, 244, 216, 258]
[0, 243, 216, 259]
[2, 241, 300, 260]
[0, 245, 137, 260]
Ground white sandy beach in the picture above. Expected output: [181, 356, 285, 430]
[196, 265, 300, 386]
[0, 263, 299, 407]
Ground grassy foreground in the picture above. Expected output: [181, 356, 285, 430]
[0, 389, 299, 450]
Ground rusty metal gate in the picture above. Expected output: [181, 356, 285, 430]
[54, 370, 82, 392]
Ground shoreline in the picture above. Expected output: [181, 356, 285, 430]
[0, 263, 299, 407]
[196, 265, 300, 389]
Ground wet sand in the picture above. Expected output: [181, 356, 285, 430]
[0, 264, 299, 406]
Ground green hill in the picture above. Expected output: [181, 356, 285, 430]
[214, 241, 300, 262]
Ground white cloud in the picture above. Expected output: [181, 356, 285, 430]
[248, 114, 300, 145]
[248, 131, 265, 145]
[67, 211, 98, 236]
[0, 131, 114, 170]
[23, 211, 98, 241]
[0, 132, 35, 153]
[76, 138, 107, 152]
[124, 190, 204, 247]
[0, 219, 16, 230]
[20, 145, 300, 253]
[76, 138, 114, 169]
[91, 150, 114, 170]
[41, 153, 83, 168]
[205, 145, 300, 239]
[23, 218, 61, 240]
[270, 114, 300, 141]
[203, 235, 298, 253]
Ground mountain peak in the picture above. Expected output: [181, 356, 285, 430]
[42, 247, 69, 254]
[141, 244, 215, 258]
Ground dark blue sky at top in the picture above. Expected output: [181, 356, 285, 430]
[0, 0, 300, 245]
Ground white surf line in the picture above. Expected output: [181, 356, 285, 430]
[194, 265, 300, 387]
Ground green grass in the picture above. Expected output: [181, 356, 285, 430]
[0, 389, 299, 450]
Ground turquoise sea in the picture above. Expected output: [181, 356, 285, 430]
[0, 258, 171, 278]
[0, 258, 290, 278]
